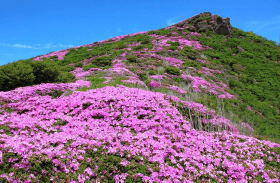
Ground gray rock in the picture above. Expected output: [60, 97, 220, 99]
[237, 46, 245, 53]
[212, 17, 232, 35]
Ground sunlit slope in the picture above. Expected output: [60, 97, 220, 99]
[0, 12, 279, 182]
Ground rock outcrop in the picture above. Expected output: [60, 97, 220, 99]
[212, 17, 232, 35]
[194, 15, 233, 36]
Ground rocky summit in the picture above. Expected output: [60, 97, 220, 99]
[0, 12, 279, 182]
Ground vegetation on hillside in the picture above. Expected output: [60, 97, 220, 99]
[0, 12, 279, 182]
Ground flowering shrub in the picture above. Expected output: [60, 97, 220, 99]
[0, 84, 279, 182]
[165, 66, 181, 76]
[91, 56, 113, 68]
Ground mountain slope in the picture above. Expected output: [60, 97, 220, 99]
[0, 12, 279, 182]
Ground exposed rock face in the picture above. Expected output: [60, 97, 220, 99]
[194, 15, 233, 36]
[212, 17, 232, 35]
[237, 46, 245, 53]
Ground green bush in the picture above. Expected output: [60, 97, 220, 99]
[83, 64, 98, 71]
[112, 43, 126, 49]
[49, 55, 59, 61]
[56, 72, 76, 83]
[179, 45, 198, 57]
[91, 56, 113, 68]
[86, 76, 107, 89]
[61, 65, 76, 72]
[141, 37, 151, 44]
[0, 61, 35, 91]
[37, 89, 64, 99]
[166, 41, 180, 46]
[232, 64, 245, 73]
[171, 76, 181, 83]
[138, 72, 148, 81]
[0, 59, 77, 92]
[132, 45, 145, 51]
[165, 66, 181, 76]
[148, 70, 157, 75]
[240, 51, 254, 59]
[144, 79, 151, 86]
[170, 45, 179, 51]
[74, 62, 83, 67]
[24, 60, 61, 85]
[126, 55, 138, 63]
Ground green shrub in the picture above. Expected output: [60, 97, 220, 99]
[141, 37, 151, 44]
[112, 43, 126, 49]
[132, 45, 145, 51]
[49, 55, 59, 61]
[171, 76, 181, 83]
[166, 41, 180, 46]
[74, 62, 83, 67]
[179, 45, 198, 56]
[229, 78, 242, 88]
[0, 61, 35, 91]
[138, 72, 148, 81]
[0, 59, 75, 91]
[126, 55, 138, 63]
[232, 64, 245, 73]
[91, 56, 113, 67]
[61, 65, 75, 72]
[148, 70, 157, 75]
[240, 51, 254, 59]
[83, 64, 98, 71]
[86, 76, 107, 89]
[55, 72, 76, 83]
[187, 52, 197, 60]
[25, 60, 61, 85]
[38, 89, 64, 99]
[170, 45, 179, 51]
[144, 79, 151, 86]
[165, 66, 181, 75]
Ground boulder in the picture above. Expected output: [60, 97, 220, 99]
[212, 17, 232, 35]
[237, 46, 245, 53]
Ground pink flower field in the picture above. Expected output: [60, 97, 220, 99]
[0, 80, 279, 182]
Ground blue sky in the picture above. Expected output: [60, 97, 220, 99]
[0, 0, 278, 66]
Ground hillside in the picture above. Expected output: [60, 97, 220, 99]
[0, 12, 279, 182]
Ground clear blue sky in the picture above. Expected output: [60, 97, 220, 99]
[0, 0, 278, 66]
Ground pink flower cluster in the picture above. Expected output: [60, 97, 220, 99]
[149, 34, 205, 51]
[149, 80, 161, 87]
[197, 67, 222, 77]
[70, 67, 102, 80]
[0, 80, 90, 103]
[248, 106, 254, 111]
[180, 74, 234, 99]
[0, 81, 279, 182]
[242, 122, 254, 134]
[166, 85, 187, 94]
[120, 76, 148, 89]
[164, 57, 184, 67]
[196, 58, 210, 65]
[34, 50, 69, 61]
